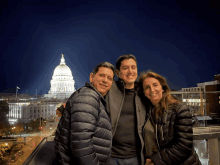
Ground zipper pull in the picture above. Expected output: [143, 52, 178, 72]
[161, 125, 164, 141]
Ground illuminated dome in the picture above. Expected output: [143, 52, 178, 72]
[52, 55, 73, 80]
[44, 54, 76, 99]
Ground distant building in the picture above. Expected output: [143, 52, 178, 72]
[0, 93, 35, 101]
[44, 54, 76, 99]
[181, 86, 205, 116]
[21, 98, 66, 123]
[170, 74, 220, 118]
[198, 74, 220, 118]
[7, 97, 67, 124]
[6, 54, 76, 124]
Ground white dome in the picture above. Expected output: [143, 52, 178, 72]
[52, 54, 73, 80]
[53, 65, 73, 79]
[44, 54, 76, 99]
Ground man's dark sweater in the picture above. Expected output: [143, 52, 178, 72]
[111, 88, 138, 158]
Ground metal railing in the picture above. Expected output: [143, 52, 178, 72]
[23, 137, 47, 165]
[193, 126, 220, 165]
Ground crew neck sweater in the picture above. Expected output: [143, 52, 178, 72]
[111, 88, 138, 158]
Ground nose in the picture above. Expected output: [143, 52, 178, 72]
[128, 67, 132, 74]
[102, 76, 108, 83]
[150, 86, 155, 93]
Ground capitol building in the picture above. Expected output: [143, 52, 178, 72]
[4, 54, 76, 124]
[44, 54, 76, 99]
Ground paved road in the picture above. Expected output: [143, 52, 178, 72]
[4, 121, 59, 138]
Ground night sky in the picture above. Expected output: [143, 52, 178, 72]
[1, 0, 220, 96]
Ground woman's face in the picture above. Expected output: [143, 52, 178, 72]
[143, 77, 164, 105]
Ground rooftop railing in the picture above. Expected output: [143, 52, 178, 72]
[193, 126, 220, 165]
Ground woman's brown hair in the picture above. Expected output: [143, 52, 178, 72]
[138, 70, 179, 119]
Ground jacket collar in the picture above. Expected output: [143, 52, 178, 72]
[85, 82, 106, 106]
[116, 78, 141, 93]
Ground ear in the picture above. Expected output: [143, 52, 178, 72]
[116, 69, 119, 77]
[89, 73, 94, 83]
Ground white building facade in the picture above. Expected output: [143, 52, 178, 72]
[7, 98, 64, 124]
[8, 101, 30, 125]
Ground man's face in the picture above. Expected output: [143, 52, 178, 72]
[90, 67, 114, 96]
[117, 58, 137, 89]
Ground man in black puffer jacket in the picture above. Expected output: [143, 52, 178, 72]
[54, 62, 115, 165]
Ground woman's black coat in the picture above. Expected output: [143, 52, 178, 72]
[144, 103, 201, 165]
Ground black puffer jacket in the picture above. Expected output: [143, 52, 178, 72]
[144, 103, 201, 165]
[54, 82, 112, 165]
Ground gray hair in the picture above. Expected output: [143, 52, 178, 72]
[92, 62, 115, 79]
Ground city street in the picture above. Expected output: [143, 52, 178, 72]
[0, 121, 59, 164]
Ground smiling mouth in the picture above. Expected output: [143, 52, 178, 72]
[100, 84, 107, 87]
[150, 93, 157, 96]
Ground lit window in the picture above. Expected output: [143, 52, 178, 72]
[219, 101, 220, 104]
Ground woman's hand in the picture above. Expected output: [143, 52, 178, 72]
[145, 159, 154, 165]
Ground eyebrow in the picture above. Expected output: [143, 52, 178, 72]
[122, 64, 136, 67]
[144, 82, 158, 87]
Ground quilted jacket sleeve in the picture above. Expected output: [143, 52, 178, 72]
[150, 104, 194, 165]
[54, 106, 71, 165]
[70, 88, 100, 165]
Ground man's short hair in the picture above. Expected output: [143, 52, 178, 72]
[116, 54, 137, 70]
[92, 62, 115, 79]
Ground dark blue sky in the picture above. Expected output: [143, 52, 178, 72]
[1, 0, 220, 95]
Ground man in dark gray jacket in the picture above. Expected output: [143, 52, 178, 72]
[54, 62, 115, 165]
[106, 54, 148, 165]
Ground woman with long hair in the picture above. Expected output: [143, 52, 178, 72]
[138, 71, 201, 165]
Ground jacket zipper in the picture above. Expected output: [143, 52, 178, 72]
[161, 125, 164, 141]
[155, 123, 161, 151]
